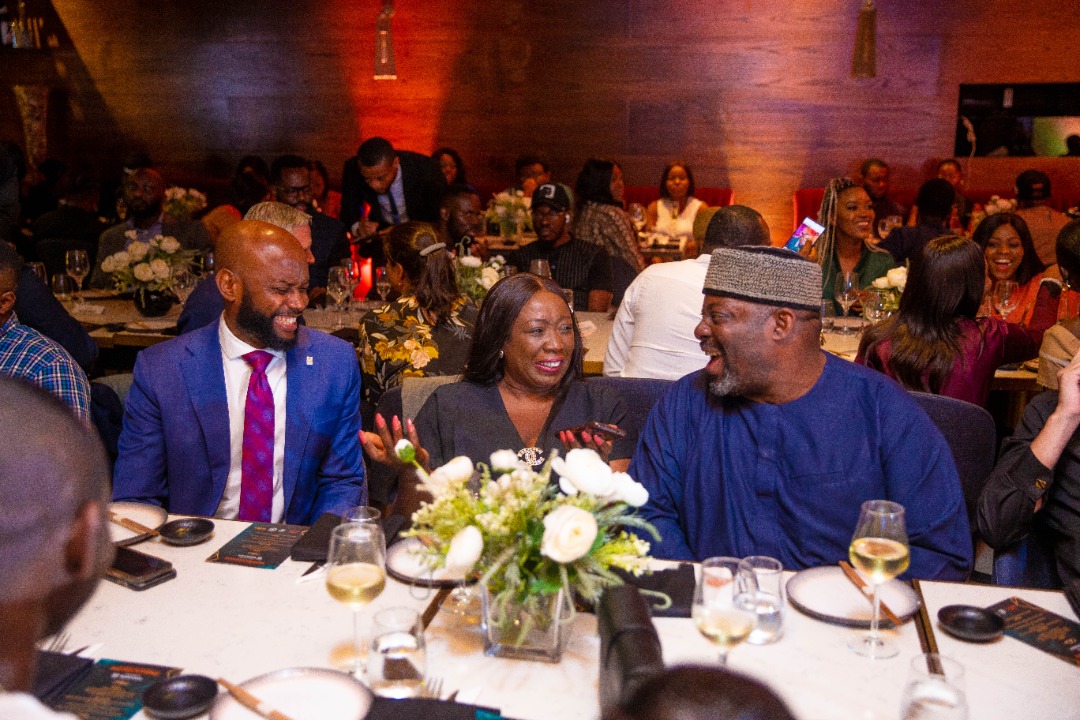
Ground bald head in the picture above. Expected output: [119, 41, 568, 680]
[702, 205, 771, 253]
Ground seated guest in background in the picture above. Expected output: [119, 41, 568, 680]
[573, 159, 643, 305]
[201, 171, 270, 246]
[90, 167, 212, 287]
[236, 154, 270, 185]
[177, 201, 314, 335]
[438, 184, 484, 252]
[432, 147, 467, 187]
[509, 153, 552, 197]
[633, 246, 971, 579]
[645, 161, 707, 247]
[936, 159, 973, 232]
[358, 221, 478, 426]
[605, 205, 770, 380]
[0, 379, 113, 711]
[31, 171, 109, 247]
[362, 273, 633, 515]
[978, 349, 1080, 585]
[270, 154, 349, 291]
[973, 212, 1052, 327]
[878, 178, 954, 265]
[307, 160, 341, 220]
[1037, 220, 1080, 389]
[0, 242, 91, 423]
[341, 137, 445, 265]
[113, 220, 365, 524]
[809, 177, 896, 310]
[860, 158, 905, 227]
[858, 235, 1050, 407]
[0, 142, 22, 246]
[1014, 169, 1070, 266]
[510, 183, 613, 312]
[603, 666, 796, 720]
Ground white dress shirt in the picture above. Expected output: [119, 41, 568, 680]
[604, 254, 711, 380]
[216, 317, 287, 522]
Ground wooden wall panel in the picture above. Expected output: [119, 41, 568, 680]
[2, 0, 1079, 242]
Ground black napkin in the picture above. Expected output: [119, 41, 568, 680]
[596, 585, 665, 711]
[615, 564, 695, 618]
[367, 696, 502, 720]
[289, 512, 408, 562]
[31, 651, 94, 705]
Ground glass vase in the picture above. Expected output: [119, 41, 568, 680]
[480, 586, 565, 663]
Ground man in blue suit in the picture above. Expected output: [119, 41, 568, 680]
[113, 220, 365, 525]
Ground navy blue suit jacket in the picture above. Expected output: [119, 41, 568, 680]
[112, 322, 366, 524]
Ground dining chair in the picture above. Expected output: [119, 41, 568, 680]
[991, 533, 1062, 589]
[588, 377, 673, 443]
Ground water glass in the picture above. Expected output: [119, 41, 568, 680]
[738, 556, 785, 644]
[368, 607, 427, 699]
[900, 654, 968, 720]
[863, 290, 886, 324]
[820, 300, 836, 332]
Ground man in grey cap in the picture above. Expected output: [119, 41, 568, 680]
[630, 245, 972, 580]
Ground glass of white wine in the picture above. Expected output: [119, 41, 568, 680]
[834, 271, 860, 334]
[326, 266, 351, 330]
[692, 556, 758, 666]
[848, 499, 910, 659]
[326, 522, 388, 676]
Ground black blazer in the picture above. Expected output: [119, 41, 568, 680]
[340, 150, 445, 231]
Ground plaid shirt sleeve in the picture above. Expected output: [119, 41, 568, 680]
[0, 315, 92, 424]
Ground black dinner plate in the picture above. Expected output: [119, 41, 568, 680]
[159, 518, 215, 546]
[937, 604, 1005, 642]
[143, 674, 218, 719]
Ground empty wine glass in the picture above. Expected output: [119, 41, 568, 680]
[834, 272, 860, 334]
[326, 523, 387, 677]
[375, 267, 391, 303]
[171, 266, 198, 306]
[50, 273, 77, 306]
[529, 259, 552, 279]
[327, 266, 351, 330]
[65, 250, 90, 302]
[993, 280, 1019, 319]
[848, 500, 910, 659]
[692, 557, 758, 666]
[862, 290, 886, 324]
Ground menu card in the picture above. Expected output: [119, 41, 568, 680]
[50, 659, 179, 720]
[207, 522, 306, 569]
[987, 596, 1080, 667]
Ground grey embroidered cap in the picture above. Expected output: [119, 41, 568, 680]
[703, 246, 822, 312]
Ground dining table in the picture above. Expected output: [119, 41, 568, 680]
[60, 516, 1079, 720]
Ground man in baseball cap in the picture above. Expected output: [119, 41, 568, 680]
[1015, 169, 1069, 265]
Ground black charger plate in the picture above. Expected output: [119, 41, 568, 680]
[143, 674, 218, 719]
[937, 604, 1005, 642]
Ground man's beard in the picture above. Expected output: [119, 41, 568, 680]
[236, 293, 299, 351]
[704, 343, 740, 398]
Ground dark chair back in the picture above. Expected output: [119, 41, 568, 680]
[909, 392, 996, 531]
[992, 533, 1062, 589]
[588, 377, 673, 444]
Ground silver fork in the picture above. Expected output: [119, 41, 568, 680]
[423, 676, 443, 700]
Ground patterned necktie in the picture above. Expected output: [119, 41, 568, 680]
[386, 191, 401, 224]
[239, 350, 274, 522]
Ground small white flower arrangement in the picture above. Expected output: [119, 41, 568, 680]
[456, 254, 506, 303]
[968, 195, 1018, 235]
[486, 190, 533, 236]
[869, 266, 907, 314]
[100, 232, 194, 292]
[163, 186, 207, 221]
[397, 444, 661, 640]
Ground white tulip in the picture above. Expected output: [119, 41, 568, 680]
[458, 255, 482, 268]
[425, 455, 474, 497]
[886, 266, 907, 292]
[610, 472, 649, 507]
[489, 449, 519, 473]
[541, 505, 598, 563]
[871, 276, 891, 289]
[552, 448, 616, 498]
[480, 267, 500, 289]
[444, 525, 483, 578]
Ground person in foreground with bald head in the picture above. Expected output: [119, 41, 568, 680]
[0, 378, 113, 716]
[112, 219, 365, 525]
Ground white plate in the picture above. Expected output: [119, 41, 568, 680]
[210, 667, 372, 720]
[124, 319, 175, 332]
[786, 565, 920, 628]
[385, 536, 458, 588]
[109, 501, 168, 546]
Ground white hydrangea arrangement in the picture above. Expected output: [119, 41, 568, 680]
[486, 190, 532, 236]
[163, 186, 207, 221]
[99, 232, 194, 292]
[396, 443, 661, 639]
[456, 254, 506, 303]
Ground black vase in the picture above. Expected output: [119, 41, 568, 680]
[134, 288, 176, 317]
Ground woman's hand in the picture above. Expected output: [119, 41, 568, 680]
[558, 428, 614, 463]
[360, 413, 430, 472]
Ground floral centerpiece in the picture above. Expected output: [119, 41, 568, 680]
[163, 186, 207, 221]
[100, 232, 196, 316]
[486, 190, 532, 239]
[868, 266, 907, 315]
[396, 443, 660, 662]
[966, 195, 1017, 235]
[456, 254, 505, 303]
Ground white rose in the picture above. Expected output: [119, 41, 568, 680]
[541, 505, 598, 563]
[444, 525, 483, 578]
[458, 255, 482, 268]
[871, 276, 890, 289]
[133, 263, 154, 282]
[100, 255, 117, 273]
[886, 266, 907, 292]
[489, 449, 519, 473]
[552, 448, 616, 498]
[150, 258, 170, 279]
[159, 236, 181, 254]
[425, 455, 474, 497]
[111, 251, 131, 268]
[127, 241, 149, 261]
[610, 472, 649, 507]
[480, 267, 500, 289]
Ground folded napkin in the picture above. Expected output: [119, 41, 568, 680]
[615, 564, 695, 618]
[367, 696, 501, 720]
[70, 303, 106, 316]
[31, 651, 94, 705]
[290, 512, 407, 562]
[596, 585, 665, 711]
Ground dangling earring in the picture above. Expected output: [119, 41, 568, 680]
[498, 350, 504, 358]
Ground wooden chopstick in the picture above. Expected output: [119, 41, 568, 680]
[910, 579, 945, 674]
[421, 587, 452, 629]
[839, 561, 903, 626]
[217, 678, 295, 720]
[108, 511, 159, 537]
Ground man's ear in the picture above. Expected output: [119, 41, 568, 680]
[65, 500, 112, 581]
[0, 289, 15, 316]
[216, 268, 241, 303]
[770, 307, 797, 339]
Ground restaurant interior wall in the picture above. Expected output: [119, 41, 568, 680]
[2, 0, 1079, 242]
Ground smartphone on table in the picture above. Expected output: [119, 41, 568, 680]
[105, 546, 176, 591]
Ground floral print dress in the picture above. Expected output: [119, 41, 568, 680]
[358, 294, 479, 415]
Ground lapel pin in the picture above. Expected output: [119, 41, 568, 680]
[306, 356, 313, 366]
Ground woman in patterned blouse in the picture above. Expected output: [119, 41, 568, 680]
[357, 222, 478, 426]
[571, 159, 644, 306]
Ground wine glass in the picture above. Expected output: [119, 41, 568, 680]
[628, 203, 647, 233]
[65, 250, 90, 302]
[171, 266, 198, 306]
[993, 280, 1019, 319]
[692, 556, 758, 666]
[326, 522, 387, 677]
[326, 266, 351, 330]
[848, 500, 910, 659]
[862, 290, 886, 324]
[50, 273, 77, 306]
[834, 272, 859, 334]
[529, 259, 552, 279]
[374, 267, 391, 303]
[341, 260, 359, 311]
[26, 262, 46, 282]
